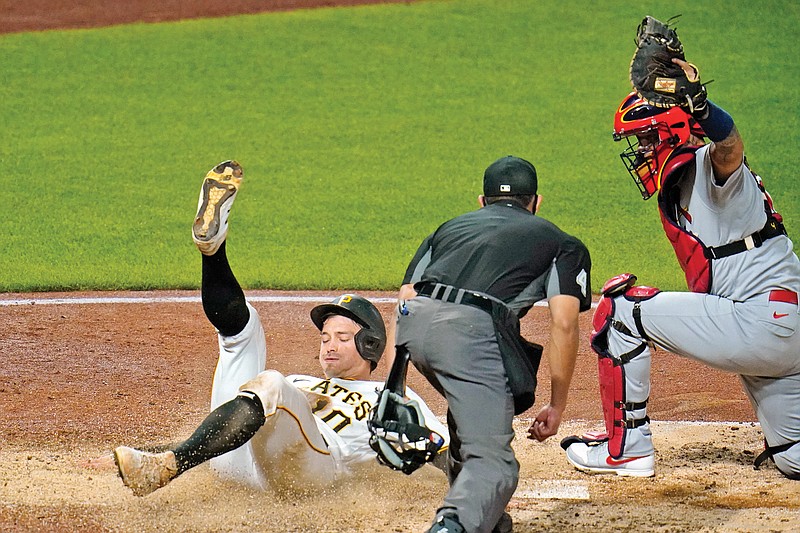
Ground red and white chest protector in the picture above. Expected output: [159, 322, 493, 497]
[656, 148, 785, 294]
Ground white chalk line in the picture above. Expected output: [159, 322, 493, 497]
[0, 295, 392, 306]
[0, 294, 560, 307]
[515, 481, 591, 501]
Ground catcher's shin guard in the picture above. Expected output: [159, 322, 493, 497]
[590, 274, 658, 458]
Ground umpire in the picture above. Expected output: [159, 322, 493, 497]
[395, 155, 592, 533]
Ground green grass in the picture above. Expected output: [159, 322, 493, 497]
[1, 0, 797, 292]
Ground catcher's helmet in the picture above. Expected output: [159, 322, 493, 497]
[310, 294, 386, 368]
[613, 92, 705, 200]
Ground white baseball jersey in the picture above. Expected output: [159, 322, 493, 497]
[207, 304, 449, 490]
[288, 374, 446, 470]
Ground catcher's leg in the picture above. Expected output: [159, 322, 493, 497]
[561, 275, 656, 477]
[742, 373, 800, 479]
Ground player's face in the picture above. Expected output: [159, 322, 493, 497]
[635, 130, 659, 155]
[319, 314, 371, 380]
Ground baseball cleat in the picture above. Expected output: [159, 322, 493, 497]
[192, 160, 243, 255]
[114, 446, 178, 496]
[562, 439, 655, 477]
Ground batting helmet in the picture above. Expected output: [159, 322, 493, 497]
[310, 294, 387, 368]
[613, 91, 705, 200]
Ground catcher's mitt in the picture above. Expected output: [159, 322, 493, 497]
[367, 348, 445, 475]
[629, 15, 707, 113]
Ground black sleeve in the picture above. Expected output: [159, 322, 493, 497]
[551, 235, 592, 312]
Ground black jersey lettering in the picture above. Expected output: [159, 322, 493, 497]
[343, 390, 363, 405]
[330, 383, 347, 397]
[309, 380, 330, 394]
[319, 409, 352, 433]
[354, 400, 372, 421]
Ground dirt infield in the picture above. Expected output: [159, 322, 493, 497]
[2, 1, 799, 531]
[0, 0, 418, 34]
[1, 291, 798, 532]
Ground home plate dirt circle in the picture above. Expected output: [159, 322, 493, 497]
[1, 290, 798, 531]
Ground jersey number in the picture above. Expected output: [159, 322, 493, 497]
[314, 407, 352, 433]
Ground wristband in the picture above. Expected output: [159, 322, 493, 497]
[695, 101, 735, 142]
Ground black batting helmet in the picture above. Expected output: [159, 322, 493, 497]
[310, 294, 387, 369]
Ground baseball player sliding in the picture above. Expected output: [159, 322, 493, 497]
[562, 17, 800, 479]
[106, 161, 448, 496]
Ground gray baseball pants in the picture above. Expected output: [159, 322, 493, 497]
[396, 296, 518, 533]
[609, 289, 800, 476]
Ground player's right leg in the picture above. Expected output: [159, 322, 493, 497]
[193, 160, 249, 337]
[187, 160, 265, 408]
[192, 160, 242, 256]
[115, 392, 267, 496]
[191, 161, 268, 473]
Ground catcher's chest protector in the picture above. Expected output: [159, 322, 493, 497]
[657, 149, 787, 294]
[657, 148, 712, 293]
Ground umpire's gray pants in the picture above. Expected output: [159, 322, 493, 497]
[396, 297, 518, 533]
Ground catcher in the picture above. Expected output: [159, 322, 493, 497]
[92, 161, 448, 497]
[562, 16, 800, 479]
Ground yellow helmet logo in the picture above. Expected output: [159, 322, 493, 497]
[338, 295, 352, 304]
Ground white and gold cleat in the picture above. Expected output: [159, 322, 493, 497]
[114, 446, 178, 496]
[192, 160, 243, 255]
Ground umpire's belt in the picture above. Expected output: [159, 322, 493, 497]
[415, 282, 493, 314]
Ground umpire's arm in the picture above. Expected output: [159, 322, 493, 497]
[528, 294, 580, 442]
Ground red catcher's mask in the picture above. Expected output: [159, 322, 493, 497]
[613, 92, 705, 200]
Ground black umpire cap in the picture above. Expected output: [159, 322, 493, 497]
[483, 155, 538, 197]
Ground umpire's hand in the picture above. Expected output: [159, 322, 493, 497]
[527, 404, 562, 442]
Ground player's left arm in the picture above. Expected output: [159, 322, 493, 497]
[707, 127, 744, 184]
[673, 58, 744, 184]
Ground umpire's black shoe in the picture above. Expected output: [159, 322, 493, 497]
[492, 511, 513, 533]
[427, 513, 466, 533]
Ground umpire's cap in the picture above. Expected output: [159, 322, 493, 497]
[311, 294, 387, 368]
[483, 155, 538, 196]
